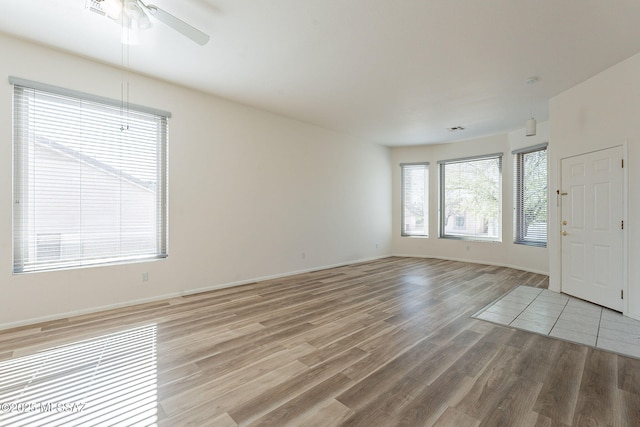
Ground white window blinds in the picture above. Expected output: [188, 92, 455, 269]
[514, 144, 548, 246]
[401, 163, 429, 236]
[12, 78, 169, 273]
[438, 154, 502, 241]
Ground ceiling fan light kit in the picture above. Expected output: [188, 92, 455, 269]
[124, 0, 151, 29]
[90, 0, 210, 45]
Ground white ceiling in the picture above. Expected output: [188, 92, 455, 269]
[2, 0, 640, 146]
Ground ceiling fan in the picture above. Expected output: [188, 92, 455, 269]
[88, 0, 210, 45]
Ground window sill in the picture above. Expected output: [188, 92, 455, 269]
[514, 241, 547, 248]
[439, 235, 502, 243]
[13, 255, 167, 275]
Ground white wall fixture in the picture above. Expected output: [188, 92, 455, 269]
[526, 117, 537, 137]
[526, 77, 538, 137]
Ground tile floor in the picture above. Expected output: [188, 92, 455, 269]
[473, 285, 640, 359]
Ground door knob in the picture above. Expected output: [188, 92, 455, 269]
[562, 230, 567, 236]
[562, 220, 567, 226]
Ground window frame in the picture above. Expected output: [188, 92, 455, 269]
[513, 143, 548, 247]
[438, 153, 503, 242]
[400, 162, 429, 237]
[11, 77, 170, 274]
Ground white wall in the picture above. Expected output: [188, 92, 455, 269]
[0, 34, 392, 328]
[391, 124, 549, 274]
[549, 52, 640, 319]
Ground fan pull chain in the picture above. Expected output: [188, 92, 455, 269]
[120, 18, 130, 132]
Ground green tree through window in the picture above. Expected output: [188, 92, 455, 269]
[439, 155, 502, 241]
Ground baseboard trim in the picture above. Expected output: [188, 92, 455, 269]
[0, 255, 390, 332]
[392, 253, 549, 276]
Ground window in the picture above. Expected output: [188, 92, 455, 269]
[12, 77, 169, 273]
[514, 144, 548, 246]
[401, 163, 429, 236]
[439, 154, 502, 241]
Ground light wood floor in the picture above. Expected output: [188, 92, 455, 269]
[1, 257, 639, 426]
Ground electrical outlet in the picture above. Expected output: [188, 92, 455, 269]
[142, 272, 149, 282]
[376, 243, 379, 249]
[301, 252, 306, 259]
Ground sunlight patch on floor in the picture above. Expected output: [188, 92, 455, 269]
[0, 324, 158, 426]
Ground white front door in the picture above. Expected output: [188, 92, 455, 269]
[561, 146, 624, 312]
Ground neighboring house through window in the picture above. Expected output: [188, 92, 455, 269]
[439, 153, 502, 241]
[514, 143, 548, 246]
[11, 77, 169, 273]
[401, 162, 429, 237]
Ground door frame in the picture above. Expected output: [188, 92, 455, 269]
[558, 142, 628, 314]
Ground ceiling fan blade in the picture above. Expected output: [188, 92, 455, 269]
[143, 3, 210, 45]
